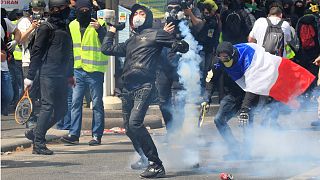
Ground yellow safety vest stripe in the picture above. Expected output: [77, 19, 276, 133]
[69, 19, 109, 73]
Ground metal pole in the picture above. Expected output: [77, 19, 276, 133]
[103, 0, 121, 109]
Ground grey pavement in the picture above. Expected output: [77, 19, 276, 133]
[0, 105, 219, 153]
[1, 107, 320, 180]
[1, 114, 69, 152]
[0, 105, 165, 153]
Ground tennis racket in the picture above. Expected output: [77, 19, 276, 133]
[198, 103, 209, 127]
[15, 89, 33, 125]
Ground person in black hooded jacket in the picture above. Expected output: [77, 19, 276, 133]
[101, 3, 189, 179]
[24, 0, 74, 155]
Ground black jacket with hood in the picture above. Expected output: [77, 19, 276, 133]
[101, 4, 178, 89]
[27, 17, 73, 80]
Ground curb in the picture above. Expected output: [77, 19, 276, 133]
[1, 129, 69, 153]
[81, 115, 163, 130]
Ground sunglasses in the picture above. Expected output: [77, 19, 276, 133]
[167, 6, 182, 11]
[217, 49, 235, 62]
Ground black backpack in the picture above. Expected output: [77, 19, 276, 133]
[262, 18, 284, 56]
[296, 14, 320, 50]
[27, 21, 55, 54]
[224, 11, 243, 39]
[1, 17, 8, 51]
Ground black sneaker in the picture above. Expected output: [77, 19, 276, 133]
[32, 145, 54, 155]
[311, 120, 320, 127]
[61, 134, 79, 145]
[131, 157, 149, 170]
[191, 163, 200, 169]
[140, 162, 165, 179]
[25, 129, 35, 142]
[88, 136, 101, 146]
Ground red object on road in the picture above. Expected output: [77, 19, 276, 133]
[220, 173, 234, 180]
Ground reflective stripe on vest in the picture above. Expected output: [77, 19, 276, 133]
[285, 44, 295, 59]
[12, 20, 22, 61]
[69, 19, 109, 73]
[13, 46, 23, 60]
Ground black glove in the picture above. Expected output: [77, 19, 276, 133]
[172, 40, 189, 53]
[238, 108, 249, 127]
[107, 22, 126, 31]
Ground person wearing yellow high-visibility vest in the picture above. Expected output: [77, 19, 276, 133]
[61, 0, 108, 146]
[12, 20, 23, 62]
[10, 19, 24, 105]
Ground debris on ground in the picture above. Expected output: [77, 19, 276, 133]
[220, 172, 234, 180]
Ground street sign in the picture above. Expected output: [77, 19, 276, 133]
[1, 0, 20, 9]
[119, 12, 126, 23]
[1, 0, 49, 10]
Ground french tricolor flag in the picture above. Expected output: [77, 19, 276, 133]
[224, 43, 315, 105]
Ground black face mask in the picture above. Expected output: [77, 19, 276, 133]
[294, 6, 305, 17]
[51, 7, 70, 20]
[204, 14, 211, 21]
[76, 10, 91, 27]
[283, 7, 291, 14]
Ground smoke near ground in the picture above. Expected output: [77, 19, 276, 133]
[206, 96, 320, 178]
[155, 20, 205, 169]
[155, 20, 320, 176]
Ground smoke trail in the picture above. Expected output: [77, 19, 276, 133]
[156, 20, 205, 169]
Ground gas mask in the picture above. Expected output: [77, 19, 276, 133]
[164, 5, 185, 26]
[222, 58, 234, 67]
[132, 15, 145, 28]
[32, 9, 44, 20]
[218, 49, 236, 68]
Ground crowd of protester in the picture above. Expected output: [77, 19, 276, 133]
[1, 0, 320, 178]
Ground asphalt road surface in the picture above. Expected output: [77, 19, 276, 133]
[2, 110, 320, 180]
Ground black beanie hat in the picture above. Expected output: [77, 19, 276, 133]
[167, 0, 181, 5]
[216, 41, 234, 57]
[75, 0, 92, 10]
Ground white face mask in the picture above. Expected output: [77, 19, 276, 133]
[132, 15, 145, 28]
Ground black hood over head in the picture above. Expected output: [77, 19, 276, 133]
[129, 4, 153, 32]
[167, 0, 181, 5]
[216, 41, 239, 63]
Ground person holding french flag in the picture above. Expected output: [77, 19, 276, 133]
[203, 41, 315, 159]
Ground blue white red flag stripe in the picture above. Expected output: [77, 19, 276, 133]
[225, 43, 315, 104]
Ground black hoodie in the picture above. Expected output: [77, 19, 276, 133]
[27, 17, 73, 80]
[102, 4, 178, 89]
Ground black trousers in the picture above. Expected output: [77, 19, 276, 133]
[240, 92, 260, 152]
[34, 76, 68, 147]
[121, 83, 162, 165]
[156, 70, 185, 133]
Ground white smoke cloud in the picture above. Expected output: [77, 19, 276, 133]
[156, 20, 205, 169]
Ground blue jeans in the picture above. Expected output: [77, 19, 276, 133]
[69, 69, 104, 138]
[121, 83, 162, 165]
[1, 71, 13, 113]
[9, 60, 23, 104]
[214, 94, 242, 152]
[56, 87, 73, 130]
